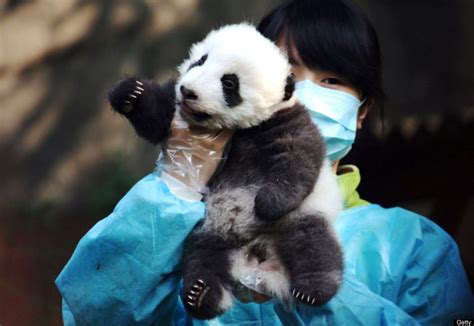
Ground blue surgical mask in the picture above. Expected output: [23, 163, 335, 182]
[294, 80, 364, 162]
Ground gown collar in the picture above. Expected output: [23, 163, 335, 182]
[336, 164, 370, 210]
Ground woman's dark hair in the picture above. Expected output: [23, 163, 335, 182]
[258, 0, 385, 105]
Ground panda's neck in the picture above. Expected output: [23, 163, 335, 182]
[237, 103, 308, 135]
[268, 96, 297, 114]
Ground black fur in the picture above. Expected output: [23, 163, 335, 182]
[108, 77, 176, 145]
[179, 104, 334, 319]
[276, 215, 343, 306]
[211, 105, 325, 222]
[221, 74, 243, 107]
[181, 225, 237, 320]
[108, 76, 341, 320]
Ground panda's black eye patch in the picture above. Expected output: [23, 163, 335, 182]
[222, 79, 235, 89]
[221, 74, 242, 107]
[188, 54, 208, 71]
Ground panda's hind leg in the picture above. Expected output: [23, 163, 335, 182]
[276, 215, 344, 306]
[181, 228, 235, 320]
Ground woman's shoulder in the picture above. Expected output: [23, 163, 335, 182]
[338, 203, 452, 242]
[335, 203, 473, 323]
[336, 203, 457, 259]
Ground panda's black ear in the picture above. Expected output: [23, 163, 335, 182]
[283, 73, 295, 101]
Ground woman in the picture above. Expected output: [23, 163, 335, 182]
[56, 0, 473, 324]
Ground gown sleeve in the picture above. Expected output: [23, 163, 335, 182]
[56, 184, 473, 325]
[55, 173, 205, 325]
[272, 272, 419, 325]
[333, 204, 474, 325]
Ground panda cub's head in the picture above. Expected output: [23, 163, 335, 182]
[176, 23, 296, 129]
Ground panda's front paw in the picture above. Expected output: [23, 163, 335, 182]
[108, 77, 145, 115]
[255, 185, 291, 222]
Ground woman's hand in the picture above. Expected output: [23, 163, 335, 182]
[160, 113, 233, 201]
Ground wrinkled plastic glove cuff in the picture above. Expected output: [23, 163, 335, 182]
[160, 171, 203, 202]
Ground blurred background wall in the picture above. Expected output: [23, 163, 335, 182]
[0, 0, 473, 324]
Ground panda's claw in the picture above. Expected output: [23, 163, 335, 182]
[184, 279, 210, 309]
[121, 84, 144, 111]
[136, 80, 144, 86]
[292, 288, 320, 306]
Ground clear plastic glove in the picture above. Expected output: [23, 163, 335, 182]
[233, 284, 272, 304]
[157, 113, 233, 202]
[232, 252, 275, 304]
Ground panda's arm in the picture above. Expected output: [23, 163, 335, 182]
[254, 116, 325, 222]
[108, 77, 176, 145]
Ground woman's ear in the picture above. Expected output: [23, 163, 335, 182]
[357, 98, 374, 129]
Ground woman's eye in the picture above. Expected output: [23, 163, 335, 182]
[321, 77, 343, 85]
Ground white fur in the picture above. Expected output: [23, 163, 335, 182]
[175, 23, 293, 129]
[202, 187, 259, 240]
[210, 162, 342, 304]
[217, 285, 234, 312]
[229, 246, 291, 302]
[299, 159, 343, 223]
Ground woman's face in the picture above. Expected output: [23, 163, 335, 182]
[279, 40, 369, 129]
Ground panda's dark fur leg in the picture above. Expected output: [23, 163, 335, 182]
[108, 77, 176, 145]
[181, 228, 235, 320]
[275, 215, 344, 306]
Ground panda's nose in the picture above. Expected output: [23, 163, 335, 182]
[180, 85, 198, 100]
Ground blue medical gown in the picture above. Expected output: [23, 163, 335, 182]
[56, 173, 473, 325]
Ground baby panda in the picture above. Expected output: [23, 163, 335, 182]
[108, 23, 343, 320]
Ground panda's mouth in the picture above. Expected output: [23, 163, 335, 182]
[179, 100, 212, 122]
